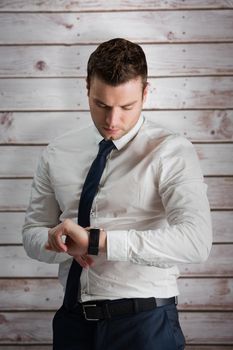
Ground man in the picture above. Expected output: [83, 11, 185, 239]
[23, 38, 212, 350]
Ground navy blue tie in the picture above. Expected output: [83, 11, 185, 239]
[64, 139, 115, 309]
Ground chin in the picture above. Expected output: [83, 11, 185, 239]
[103, 131, 123, 140]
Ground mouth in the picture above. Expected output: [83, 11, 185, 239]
[103, 127, 120, 134]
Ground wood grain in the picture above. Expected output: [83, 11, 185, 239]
[1, 77, 233, 111]
[177, 278, 233, 311]
[206, 177, 233, 209]
[1, 110, 232, 144]
[1, 278, 232, 311]
[180, 312, 233, 344]
[0, 245, 232, 278]
[179, 244, 233, 277]
[0, 246, 58, 277]
[0, 311, 53, 344]
[0, 212, 25, 244]
[0, 279, 63, 311]
[1, 0, 233, 11]
[195, 144, 233, 176]
[1, 11, 233, 44]
[0, 146, 43, 177]
[1, 44, 233, 77]
[0, 179, 32, 211]
[211, 211, 233, 243]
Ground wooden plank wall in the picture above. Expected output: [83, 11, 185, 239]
[0, 0, 233, 348]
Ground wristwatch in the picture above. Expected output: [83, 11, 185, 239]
[87, 228, 100, 255]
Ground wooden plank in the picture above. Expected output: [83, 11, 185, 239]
[195, 144, 233, 176]
[0, 279, 63, 311]
[1, 210, 232, 245]
[1, 0, 233, 11]
[0, 177, 232, 211]
[0, 311, 232, 344]
[0, 144, 232, 177]
[0, 212, 25, 244]
[177, 278, 233, 311]
[180, 312, 233, 344]
[1, 11, 233, 44]
[211, 211, 233, 243]
[0, 311, 53, 344]
[0, 146, 44, 177]
[0, 246, 58, 277]
[0, 179, 32, 211]
[1, 110, 233, 144]
[206, 177, 233, 209]
[1, 77, 233, 111]
[179, 245, 233, 277]
[1, 278, 232, 311]
[0, 111, 92, 144]
[0, 78, 86, 111]
[0, 245, 232, 278]
[1, 44, 233, 78]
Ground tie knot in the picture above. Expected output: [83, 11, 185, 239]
[98, 139, 115, 157]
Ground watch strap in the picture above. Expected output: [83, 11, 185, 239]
[88, 228, 100, 255]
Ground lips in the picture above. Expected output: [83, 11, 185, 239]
[103, 127, 120, 133]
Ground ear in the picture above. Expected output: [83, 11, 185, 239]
[142, 82, 149, 104]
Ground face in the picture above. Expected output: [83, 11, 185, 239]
[88, 76, 148, 140]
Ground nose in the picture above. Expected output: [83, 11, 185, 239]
[105, 108, 120, 127]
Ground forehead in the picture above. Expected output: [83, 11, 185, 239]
[89, 76, 143, 103]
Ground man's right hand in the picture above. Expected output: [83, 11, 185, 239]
[45, 219, 94, 267]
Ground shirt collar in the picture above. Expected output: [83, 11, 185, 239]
[94, 115, 144, 151]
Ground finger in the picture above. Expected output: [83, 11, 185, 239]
[57, 238, 68, 252]
[75, 256, 88, 268]
[45, 242, 52, 250]
[74, 256, 90, 269]
[47, 237, 61, 252]
[48, 228, 62, 252]
[48, 228, 68, 252]
[84, 255, 95, 266]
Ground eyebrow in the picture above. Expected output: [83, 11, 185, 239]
[93, 98, 137, 108]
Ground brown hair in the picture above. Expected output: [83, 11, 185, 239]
[87, 38, 148, 91]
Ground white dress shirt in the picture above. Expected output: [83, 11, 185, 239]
[22, 116, 212, 301]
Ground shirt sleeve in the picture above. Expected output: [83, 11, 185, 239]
[107, 135, 212, 265]
[22, 147, 69, 264]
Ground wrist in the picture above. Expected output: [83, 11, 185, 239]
[99, 229, 107, 253]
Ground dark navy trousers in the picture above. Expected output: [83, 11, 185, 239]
[53, 302, 185, 350]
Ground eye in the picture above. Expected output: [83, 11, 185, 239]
[122, 105, 133, 111]
[96, 102, 105, 108]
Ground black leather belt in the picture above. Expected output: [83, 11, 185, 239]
[80, 297, 177, 321]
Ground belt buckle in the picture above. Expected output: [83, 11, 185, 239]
[82, 304, 99, 321]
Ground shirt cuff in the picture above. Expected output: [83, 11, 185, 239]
[106, 230, 128, 261]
